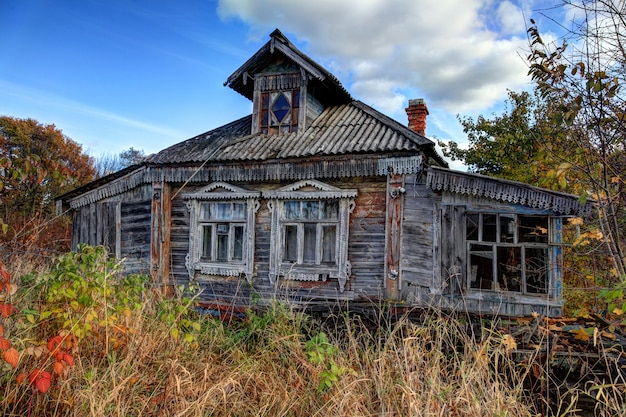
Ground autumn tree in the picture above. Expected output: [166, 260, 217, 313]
[94, 146, 145, 178]
[0, 116, 95, 257]
[443, 1, 626, 313]
[440, 89, 589, 193]
[527, 0, 626, 281]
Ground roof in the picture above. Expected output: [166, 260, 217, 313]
[426, 166, 593, 216]
[225, 29, 352, 105]
[146, 100, 445, 166]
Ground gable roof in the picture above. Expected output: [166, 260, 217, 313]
[146, 100, 446, 166]
[225, 29, 351, 105]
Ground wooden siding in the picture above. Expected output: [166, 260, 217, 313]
[168, 178, 387, 307]
[72, 202, 119, 253]
[120, 200, 151, 275]
[170, 195, 191, 286]
[400, 175, 439, 303]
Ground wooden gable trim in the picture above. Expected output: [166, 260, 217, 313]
[254, 73, 302, 92]
[68, 166, 148, 209]
[67, 156, 423, 209]
[426, 167, 592, 216]
[270, 38, 326, 81]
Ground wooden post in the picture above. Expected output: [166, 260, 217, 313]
[150, 181, 171, 289]
[385, 173, 404, 300]
[150, 182, 162, 282]
[160, 183, 172, 288]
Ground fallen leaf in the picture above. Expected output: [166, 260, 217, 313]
[35, 373, 51, 394]
[29, 370, 52, 394]
[571, 327, 592, 341]
[47, 335, 62, 353]
[7, 283, 17, 296]
[601, 331, 617, 340]
[16, 372, 27, 385]
[29, 369, 44, 385]
[0, 264, 9, 282]
[3, 347, 19, 368]
[0, 303, 15, 318]
[62, 352, 74, 367]
[0, 336, 11, 350]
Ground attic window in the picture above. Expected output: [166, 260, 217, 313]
[260, 90, 300, 134]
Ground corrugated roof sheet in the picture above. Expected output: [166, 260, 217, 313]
[147, 101, 437, 165]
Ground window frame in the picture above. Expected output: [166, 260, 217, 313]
[183, 182, 260, 282]
[264, 180, 357, 292]
[465, 212, 563, 296]
[259, 89, 300, 134]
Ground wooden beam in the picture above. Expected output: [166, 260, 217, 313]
[385, 174, 404, 300]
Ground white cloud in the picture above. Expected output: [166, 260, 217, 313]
[218, 0, 531, 118]
[496, 1, 527, 34]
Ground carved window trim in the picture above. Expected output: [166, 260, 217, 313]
[183, 182, 260, 282]
[264, 180, 356, 292]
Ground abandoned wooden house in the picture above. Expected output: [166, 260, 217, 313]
[57, 29, 592, 317]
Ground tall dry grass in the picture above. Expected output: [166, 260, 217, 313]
[1, 249, 624, 416]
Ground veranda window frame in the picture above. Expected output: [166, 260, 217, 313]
[466, 212, 563, 296]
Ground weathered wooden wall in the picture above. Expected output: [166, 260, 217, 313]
[168, 177, 388, 307]
[435, 191, 563, 317]
[71, 184, 152, 275]
[400, 174, 440, 305]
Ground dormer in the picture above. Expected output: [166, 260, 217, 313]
[224, 29, 352, 135]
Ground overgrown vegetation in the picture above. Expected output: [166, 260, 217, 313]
[1, 246, 625, 416]
[440, 1, 626, 317]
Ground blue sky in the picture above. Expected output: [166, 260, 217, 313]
[0, 0, 571, 164]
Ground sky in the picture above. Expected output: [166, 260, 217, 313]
[0, 0, 573, 166]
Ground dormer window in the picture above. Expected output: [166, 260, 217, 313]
[253, 72, 303, 134]
[260, 90, 300, 134]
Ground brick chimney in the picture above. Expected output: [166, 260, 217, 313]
[405, 98, 429, 136]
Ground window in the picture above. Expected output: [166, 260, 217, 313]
[282, 200, 339, 265]
[260, 89, 300, 134]
[199, 202, 246, 262]
[466, 212, 560, 295]
[183, 183, 260, 282]
[264, 180, 357, 292]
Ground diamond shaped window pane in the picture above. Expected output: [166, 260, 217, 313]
[272, 93, 291, 123]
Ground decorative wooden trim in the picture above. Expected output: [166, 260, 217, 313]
[183, 182, 260, 283]
[262, 179, 357, 200]
[67, 156, 424, 209]
[254, 73, 302, 92]
[267, 180, 356, 292]
[426, 167, 592, 216]
[377, 155, 423, 175]
[181, 182, 261, 201]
